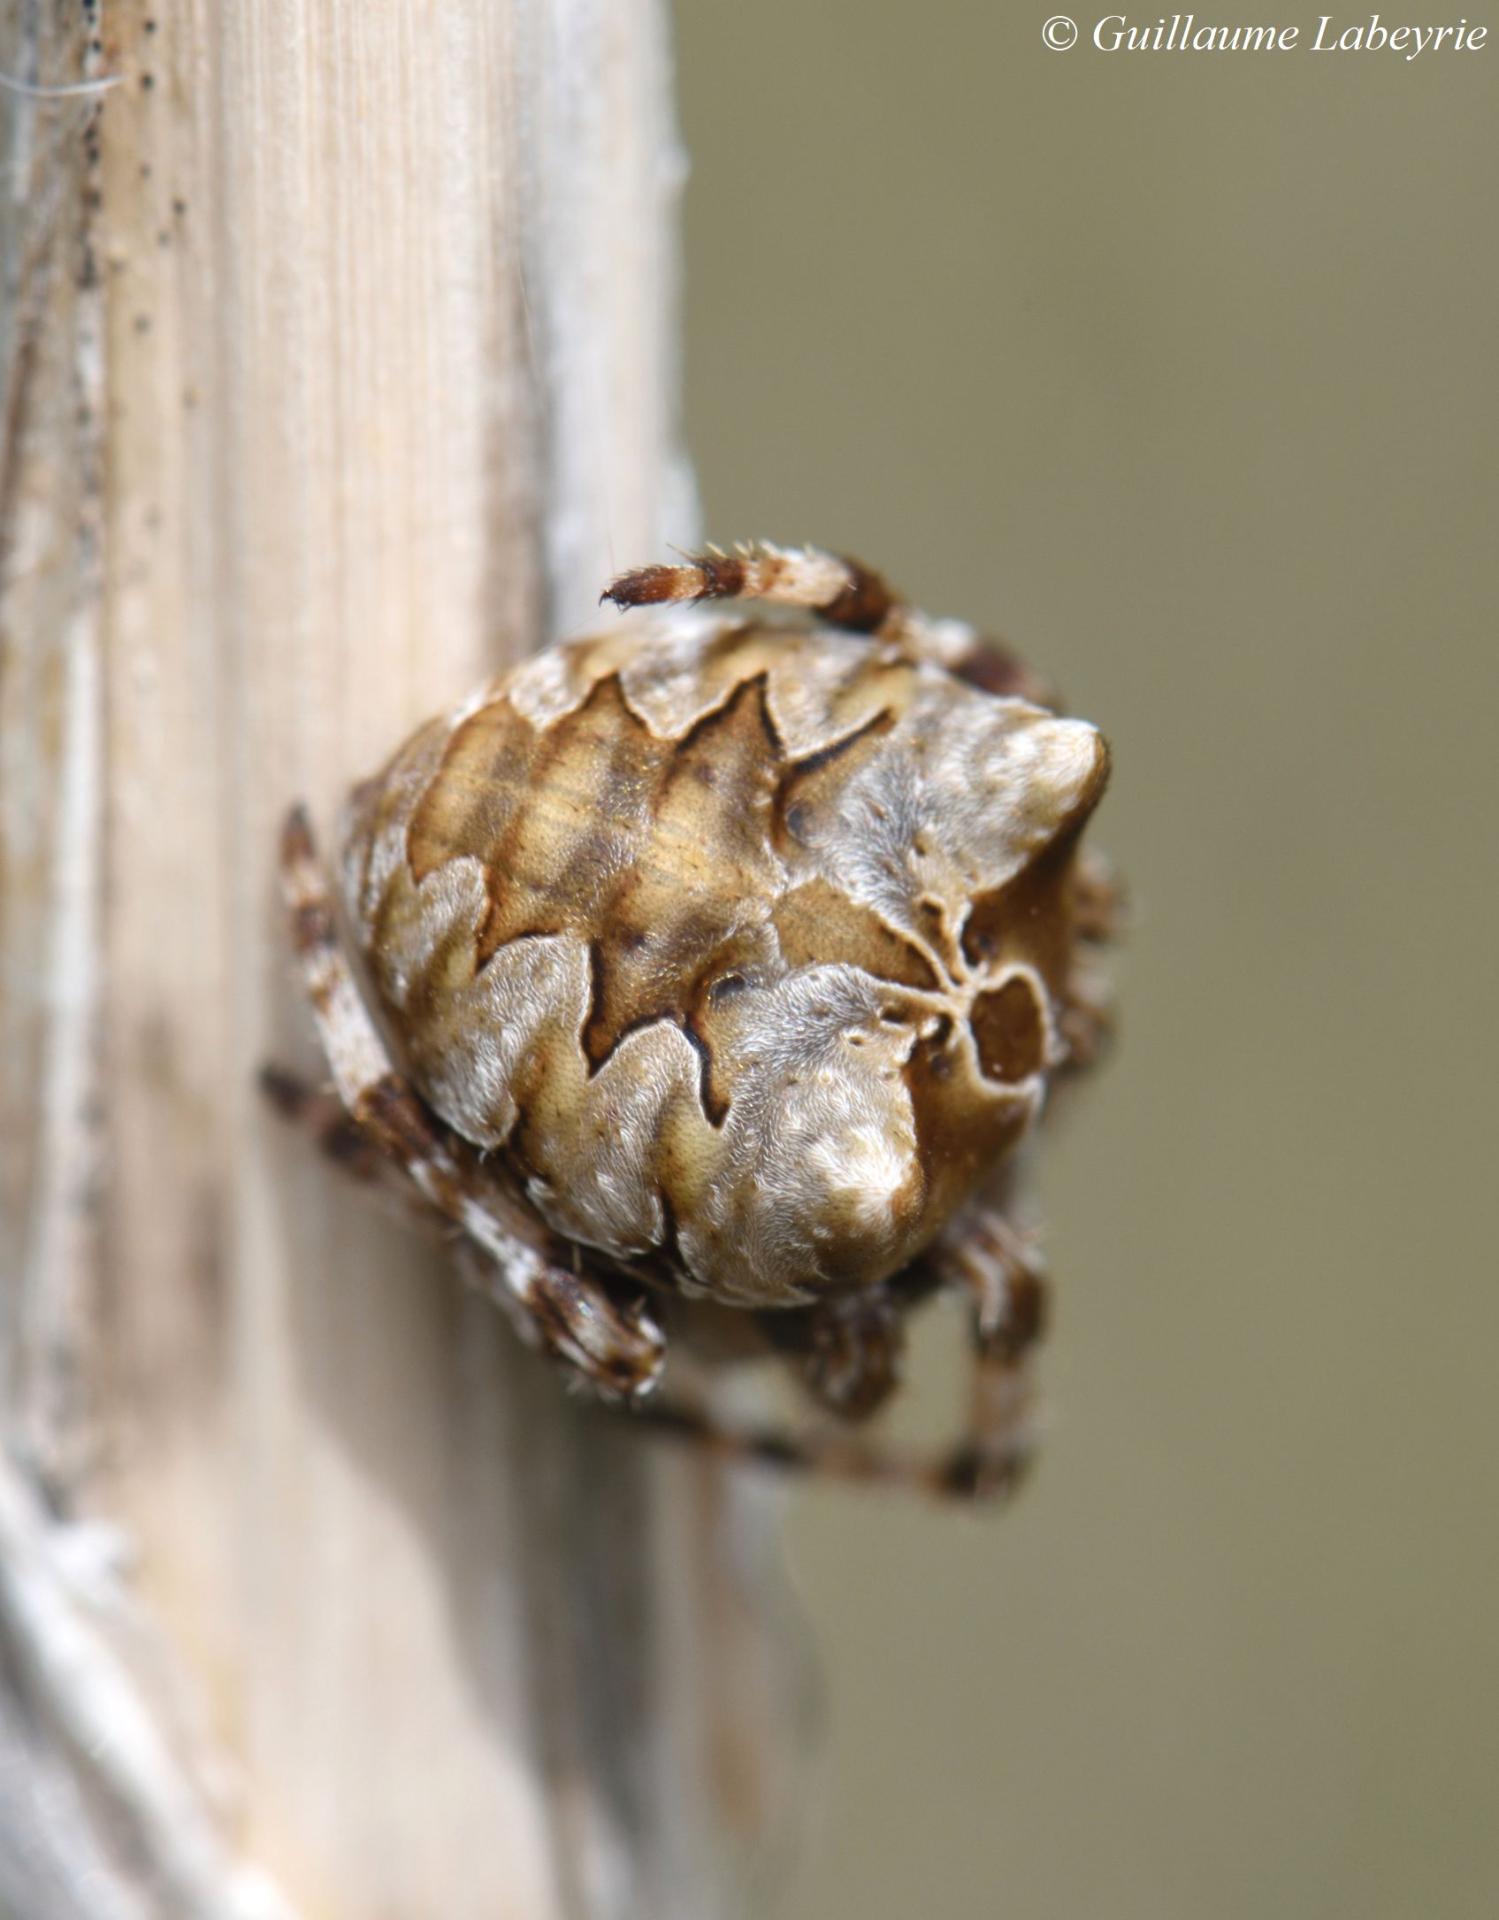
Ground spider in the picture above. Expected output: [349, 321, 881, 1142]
[264, 542, 1117, 1500]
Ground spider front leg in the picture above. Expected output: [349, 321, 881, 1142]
[603, 541, 1057, 707]
[275, 806, 666, 1402]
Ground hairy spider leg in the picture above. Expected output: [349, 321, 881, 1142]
[276, 805, 666, 1401]
[603, 540, 1057, 707]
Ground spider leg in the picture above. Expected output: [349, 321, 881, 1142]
[261, 1062, 401, 1187]
[1056, 976, 1114, 1076]
[628, 1216, 1046, 1503]
[277, 805, 666, 1401]
[1046, 847, 1124, 1076]
[938, 1208, 1049, 1363]
[626, 1359, 1033, 1502]
[802, 1288, 906, 1423]
[1072, 846, 1125, 947]
[259, 1061, 458, 1236]
[604, 542, 900, 633]
[603, 541, 1056, 707]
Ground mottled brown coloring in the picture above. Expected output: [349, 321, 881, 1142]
[270, 543, 1118, 1500]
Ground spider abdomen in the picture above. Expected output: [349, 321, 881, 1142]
[340, 610, 1108, 1310]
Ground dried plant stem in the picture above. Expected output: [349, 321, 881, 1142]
[0, 3, 803, 1915]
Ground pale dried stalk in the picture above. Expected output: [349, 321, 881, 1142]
[0, 3, 804, 1916]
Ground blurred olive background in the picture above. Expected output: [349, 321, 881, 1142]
[674, 9, 1498, 1919]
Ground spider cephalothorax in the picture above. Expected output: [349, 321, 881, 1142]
[268, 543, 1118, 1499]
